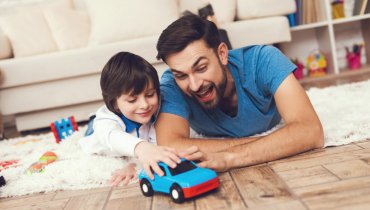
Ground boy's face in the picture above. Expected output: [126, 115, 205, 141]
[166, 39, 228, 109]
[115, 82, 158, 124]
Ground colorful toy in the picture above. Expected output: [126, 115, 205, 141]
[292, 59, 304, 80]
[0, 160, 19, 172]
[346, 44, 363, 70]
[139, 159, 219, 203]
[306, 51, 327, 77]
[50, 116, 78, 143]
[26, 151, 57, 174]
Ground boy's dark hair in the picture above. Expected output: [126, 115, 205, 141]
[156, 14, 221, 63]
[100, 52, 160, 115]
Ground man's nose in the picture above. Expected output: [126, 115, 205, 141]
[188, 75, 201, 92]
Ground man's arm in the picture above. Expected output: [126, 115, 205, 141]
[182, 74, 324, 171]
[155, 113, 259, 153]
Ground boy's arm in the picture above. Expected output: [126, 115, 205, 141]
[156, 75, 324, 171]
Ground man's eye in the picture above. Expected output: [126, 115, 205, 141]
[197, 66, 207, 72]
[175, 74, 187, 80]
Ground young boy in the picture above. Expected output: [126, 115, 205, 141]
[79, 52, 181, 186]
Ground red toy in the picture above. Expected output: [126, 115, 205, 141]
[50, 116, 78, 143]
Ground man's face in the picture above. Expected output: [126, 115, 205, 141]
[166, 40, 228, 109]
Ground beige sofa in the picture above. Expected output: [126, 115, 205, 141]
[0, 0, 295, 132]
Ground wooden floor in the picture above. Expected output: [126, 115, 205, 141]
[1, 140, 370, 210]
[1, 69, 370, 209]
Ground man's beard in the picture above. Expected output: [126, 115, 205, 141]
[189, 66, 227, 110]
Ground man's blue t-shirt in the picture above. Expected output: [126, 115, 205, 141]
[159, 45, 296, 137]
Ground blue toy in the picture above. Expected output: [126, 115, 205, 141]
[50, 116, 78, 143]
[139, 159, 219, 203]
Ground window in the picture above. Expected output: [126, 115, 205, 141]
[168, 160, 197, 176]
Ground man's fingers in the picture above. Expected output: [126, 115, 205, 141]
[179, 146, 199, 156]
[184, 151, 205, 161]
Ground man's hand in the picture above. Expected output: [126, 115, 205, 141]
[180, 146, 232, 172]
[134, 141, 181, 180]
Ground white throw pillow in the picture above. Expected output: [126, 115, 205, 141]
[236, 0, 296, 20]
[0, 12, 58, 57]
[44, 8, 90, 50]
[0, 29, 12, 59]
[179, 0, 236, 24]
[85, 0, 179, 45]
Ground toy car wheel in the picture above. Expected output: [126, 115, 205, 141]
[140, 179, 154, 197]
[170, 184, 185, 203]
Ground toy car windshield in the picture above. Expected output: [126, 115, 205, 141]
[167, 160, 196, 176]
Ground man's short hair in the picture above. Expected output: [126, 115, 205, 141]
[156, 14, 221, 63]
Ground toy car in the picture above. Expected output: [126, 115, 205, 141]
[138, 159, 219, 203]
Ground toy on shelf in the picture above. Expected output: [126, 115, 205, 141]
[26, 151, 57, 174]
[291, 59, 304, 80]
[346, 43, 363, 70]
[139, 159, 219, 203]
[50, 116, 78, 143]
[306, 51, 327, 77]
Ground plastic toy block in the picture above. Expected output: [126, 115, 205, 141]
[50, 116, 78, 143]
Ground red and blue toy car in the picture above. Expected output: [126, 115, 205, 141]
[139, 159, 219, 203]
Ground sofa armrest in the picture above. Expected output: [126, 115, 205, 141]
[0, 29, 12, 59]
[237, 0, 296, 20]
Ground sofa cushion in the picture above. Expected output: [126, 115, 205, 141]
[221, 16, 291, 48]
[179, 0, 236, 24]
[237, 0, 296, 20]
[0, 0, 73, 57]
[0, 12, 58, 57]
[0, 29, 12, 59]
[44, 8, 90, 50]
[86, 0, 179, 45]
[0, 35, 161, 89]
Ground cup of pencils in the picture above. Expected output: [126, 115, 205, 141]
[346, 44, 363, 70]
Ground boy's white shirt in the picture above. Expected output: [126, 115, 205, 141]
[79, 105, 156, 157]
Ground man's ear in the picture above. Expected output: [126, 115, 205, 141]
[217, 42, 228, 65]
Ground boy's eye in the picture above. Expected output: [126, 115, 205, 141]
[146, 92, 155, 97]
[127, 98, 136, 103]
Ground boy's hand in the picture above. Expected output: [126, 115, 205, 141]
[110, 163, 137, 187]
[134, 142, 181, 180]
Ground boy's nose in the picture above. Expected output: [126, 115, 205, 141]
[140, 98, 149, 109]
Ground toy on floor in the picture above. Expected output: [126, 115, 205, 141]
[0, 176, 5, 187]
[50, 116, 78, 143]
[26, 151, 57, 174]
[139, 159, 219, 203]
[0, 160, 19, 172]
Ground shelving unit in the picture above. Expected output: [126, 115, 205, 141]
[278, 0, 370, 81]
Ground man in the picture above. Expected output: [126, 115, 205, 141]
[155, 15, 324, 172]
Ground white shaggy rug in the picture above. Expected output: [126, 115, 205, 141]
[1, 80, 370, 198]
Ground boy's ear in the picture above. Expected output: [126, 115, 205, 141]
[217, 42, 228, 66]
